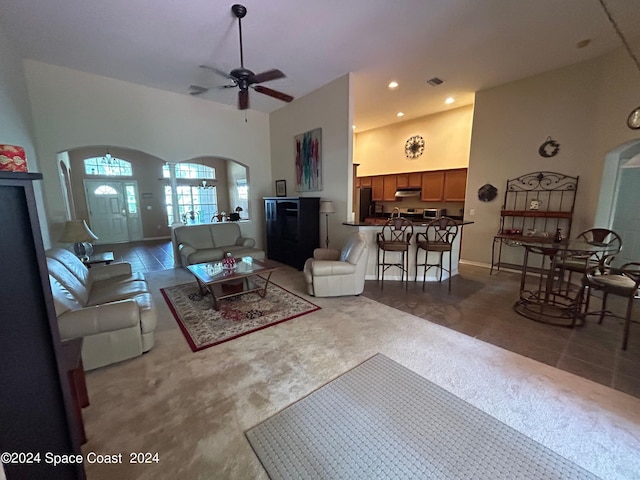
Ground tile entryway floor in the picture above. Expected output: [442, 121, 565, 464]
[94, 240, 640, 398]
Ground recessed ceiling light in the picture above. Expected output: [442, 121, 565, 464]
[445, 97, 455, 105]
[388, 81, 399, 89]
[352, 125, 356, 130]
[396, 112, 405, 117]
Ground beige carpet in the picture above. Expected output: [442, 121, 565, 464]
[80, 266, 640, 480]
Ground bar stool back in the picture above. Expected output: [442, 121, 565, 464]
[376, 217, 413, 289]
[415, 217, 459, 292]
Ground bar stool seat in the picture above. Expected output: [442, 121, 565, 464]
[578, 262, 640, 350]
[415, 217, 458, 292]
[376, 217, 413, 289]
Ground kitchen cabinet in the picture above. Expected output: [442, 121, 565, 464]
[382, 175, 397, 201]
[360, 176, 372, 188]
[444, 168, 468, 201]
[355, 177, 361, 188]
[371, 176, 384, 201]
[264, 197, 320, 270]
[421, 171, 445, 201]
[0, 172, 86, 479]
[395, 172, 422, 188]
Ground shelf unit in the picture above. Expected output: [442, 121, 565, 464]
[490, 172, 579, 273]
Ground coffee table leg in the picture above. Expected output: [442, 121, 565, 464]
[207, 286, 221, 310]
[258, 271, 274, 298]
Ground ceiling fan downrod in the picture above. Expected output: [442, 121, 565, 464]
[232, 4, 247, 68]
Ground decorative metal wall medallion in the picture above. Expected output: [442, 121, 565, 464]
[538, 137, 560, 158]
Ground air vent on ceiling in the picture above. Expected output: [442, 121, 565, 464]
[426, 77, 444, 87]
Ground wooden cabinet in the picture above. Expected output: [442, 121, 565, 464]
[382, 175, 397, 201]
[355, 177, 361, 188]
[421, 171, 445, 201]
[395, 173, 422, 188]
[371, 176, 384, 201]
[0, 172, 85, 479]
[444, 169, 468, 201]
[264, 197, 320, 270]
[360, 176, 372, 188]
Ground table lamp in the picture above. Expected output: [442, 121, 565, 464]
[59, 220, 99, 260]
[319, 200, 335, 248]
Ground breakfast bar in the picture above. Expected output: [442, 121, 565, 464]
[343, 219, 473, 282]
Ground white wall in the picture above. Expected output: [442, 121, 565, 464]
[0, 27, 50, 245]
[464, 44, 640, 266]
[269, 74, 353, 248]
[23, 61, 271, 248]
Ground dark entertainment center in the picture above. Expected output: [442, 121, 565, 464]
[264, 197, 320, 270]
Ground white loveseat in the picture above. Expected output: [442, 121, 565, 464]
[46, 248, 157, 370]
[303, 233, 368, 297]
[172, 222, 265, 267]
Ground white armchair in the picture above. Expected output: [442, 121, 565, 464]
[303, 233, 368, 297]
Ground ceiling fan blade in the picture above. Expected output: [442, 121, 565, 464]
[253, 85, 294, 103]
[189, 84, 209, 96]
[249, 69, 285, 85]
[238, 89, 249, 110]
[199, 64, 235, 81]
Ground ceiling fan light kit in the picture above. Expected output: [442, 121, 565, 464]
[192, 4, 294, 110]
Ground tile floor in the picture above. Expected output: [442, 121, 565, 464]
[93, 239, 640, 398]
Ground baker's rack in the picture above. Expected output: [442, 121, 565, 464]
[490, 171, 579, 274]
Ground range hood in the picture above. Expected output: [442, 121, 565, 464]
[394, 187, 421, 198]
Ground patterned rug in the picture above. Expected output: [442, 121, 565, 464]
[160, 278, 320, 352]
[246, 354, 600, 480]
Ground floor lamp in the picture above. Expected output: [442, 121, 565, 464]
[319, 200, 335, 248]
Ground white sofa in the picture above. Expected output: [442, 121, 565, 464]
[172, 222, 265, 267]
[303, 233, 369, 297]
[46, 248, 157, 370]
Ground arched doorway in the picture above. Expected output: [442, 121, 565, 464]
[595, 139, 640, 265]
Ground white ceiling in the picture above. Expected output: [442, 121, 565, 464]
[1, 0, 639, 132]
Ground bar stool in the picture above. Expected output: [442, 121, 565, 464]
[376, 217, 413, 289]
[578, 262, 640, 350]
[415, 217, 458, 292]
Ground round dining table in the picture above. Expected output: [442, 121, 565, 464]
[513, 238, 619, 326]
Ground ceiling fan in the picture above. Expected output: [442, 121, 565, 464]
[190, 4, 294, 110]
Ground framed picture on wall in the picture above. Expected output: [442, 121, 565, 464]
[294, 128, 322, 192]
[275, 179, 287, 197]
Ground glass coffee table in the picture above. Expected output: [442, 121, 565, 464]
[186, 258, 280, 310]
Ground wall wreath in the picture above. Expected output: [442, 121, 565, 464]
[538, 137, 560, 158]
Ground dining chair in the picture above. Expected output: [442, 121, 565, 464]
[578, 262, 640, 350]
[556, 228, 622, 293]
[415, 217, 459, 292]
[376, 217, 413, 289]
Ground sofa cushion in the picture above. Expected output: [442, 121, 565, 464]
[47, 257, 90, 306]
[49, 274, 84, 315]
[186, 247, 225, 264]
[46, 248, 92, 287]
[174, 225, 214, 249]
[210, 223, 242, 247]
[87, 280, 151, 306]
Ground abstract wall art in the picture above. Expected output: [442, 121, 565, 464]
[295, 128, 322, 192]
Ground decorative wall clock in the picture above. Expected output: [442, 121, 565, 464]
[538, 137, 560, 158]
[404, 135, 425, 158]
[627, 106, 640, 130]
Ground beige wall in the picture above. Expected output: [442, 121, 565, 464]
[23, 61, 271, 248]
[464, 43, 640, 266]
[354, 105, 473, 176]
[270, 74, 354, 248]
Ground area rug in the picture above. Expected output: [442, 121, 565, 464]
[160, 278, 320, 352]
[246, 354, 600, 480]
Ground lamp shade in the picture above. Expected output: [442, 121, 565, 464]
[59, 220, 99, 243]
[319, 200, 335, 214]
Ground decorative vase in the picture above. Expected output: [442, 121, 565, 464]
[222, 252, 236, 270]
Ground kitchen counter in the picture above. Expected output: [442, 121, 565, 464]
[342, 220, 473, 282]
[343, 218, 472, 227]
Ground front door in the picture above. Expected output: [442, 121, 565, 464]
[85, 180, 135, 243]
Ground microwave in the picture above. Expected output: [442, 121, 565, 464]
[423, 208, 447, 219]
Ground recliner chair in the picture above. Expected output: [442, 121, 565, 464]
[303, 233, 368, 297]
